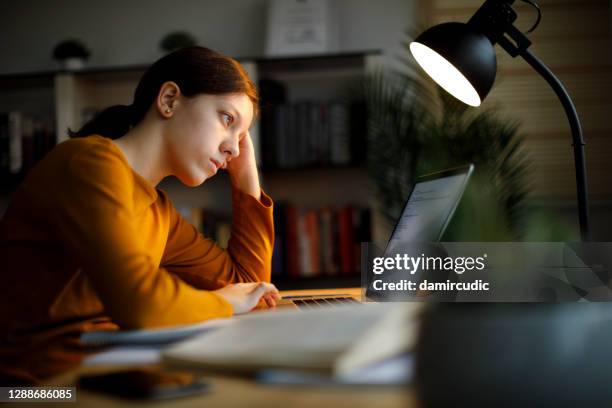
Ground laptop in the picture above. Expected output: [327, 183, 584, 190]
[272, 164, 474, 310]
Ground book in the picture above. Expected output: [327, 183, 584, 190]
[349, 101, 368, 165]
[0, 111, 55, 182]
[353, 208, 372, 274]
[284, 204, 300, 278]
[259, 79, 287, 169]
[271, 203, 286, 277]
[329, 102, 351, 165]
[255, 354, 412, 385]
[8, 111, 23, 174]
[261, 100, 365, 169]
[162, 303, 419, 381]
[319, 207, 338, 276]
[338, 206, 356, 275]
[0, 113, 9, 175]
[305, 209, 321, 276]
[274, 203, 369, 277]
[297, 209, 312, 276]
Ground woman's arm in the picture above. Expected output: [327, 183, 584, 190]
[227, 131, 261, 200]
[53, 147, 237, 329]
[161, 186, 274, 288]
[161, 133, 275, 289]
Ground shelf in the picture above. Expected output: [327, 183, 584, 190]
[272, 275, 362, 290]
[0, 50, 382, 83]
[255, 50, 381, 73]
[0, 73, 55, 90]
[261, 164, 366, 174]
[0, 64, 149, 82]
[0, 70, 56, 85]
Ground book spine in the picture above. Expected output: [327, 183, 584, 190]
[319, 207, 338, 276]
[349, 101, 367, 165]
[297, 209, 311, 277]
[22, 119, 36, 174]
[0, 113, 9, 176]
[329, 102, 351, 165]
[338, 205, 356, 276]
[261, 105, 277, 169]
[275, 104, 287, 168]
[271, 203, 286, 277]
[306, 209, 321, 277]
[285, 204, 301, 278]
[8, 111, 23, 174]
[353, 207, 371, 276]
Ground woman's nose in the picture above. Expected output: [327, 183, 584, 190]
[222, 139, 239, 158]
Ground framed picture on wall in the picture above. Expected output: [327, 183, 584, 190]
[265, 0, 338, 56]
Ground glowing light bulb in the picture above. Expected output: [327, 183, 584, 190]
[410, 42, 481, 107]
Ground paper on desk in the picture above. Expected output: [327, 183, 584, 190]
[83, 345, 163, 366]
[80, 317, 232, 346]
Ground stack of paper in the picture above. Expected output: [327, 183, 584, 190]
[80, 318, 232, 346]
[80, 318, 232, 366]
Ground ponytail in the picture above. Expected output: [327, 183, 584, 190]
[68, 104, 135, 139]
[67, 46, 259, 141]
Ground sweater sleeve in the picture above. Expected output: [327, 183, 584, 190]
[161, 186, 274, 290]
[51, 147, 233, 329]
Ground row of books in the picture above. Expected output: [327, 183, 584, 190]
[259, 100, 367, 169]
[178, 203, 372, 278]
[272, 203, 371, 278]
[0, 111, 56, 178]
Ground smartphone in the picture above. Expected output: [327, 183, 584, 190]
[77, 368, 210, 400]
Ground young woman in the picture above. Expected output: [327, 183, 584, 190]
[0, 46, 279, 384]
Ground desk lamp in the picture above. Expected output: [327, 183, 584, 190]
[409, 0, 590, 241]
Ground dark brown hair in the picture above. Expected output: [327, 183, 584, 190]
[69, 46, 258, 139]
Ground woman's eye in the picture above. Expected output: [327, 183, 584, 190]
[221, 113, 233, 127]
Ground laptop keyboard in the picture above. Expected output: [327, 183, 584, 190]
[292, 296, 360, 309]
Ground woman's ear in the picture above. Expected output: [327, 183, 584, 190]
[156, 81, 181, 118]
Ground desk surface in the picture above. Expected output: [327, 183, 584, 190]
[40, 288, 418, 408]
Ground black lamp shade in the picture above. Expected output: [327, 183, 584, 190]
[410, 22, 497, 107]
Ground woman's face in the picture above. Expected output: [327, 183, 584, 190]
[165, 92, 254, 186]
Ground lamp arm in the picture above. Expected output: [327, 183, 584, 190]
[519, 48, 591, 241]
[456, 0, 590, 240]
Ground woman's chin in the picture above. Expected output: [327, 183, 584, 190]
[178, 172, 209, 187]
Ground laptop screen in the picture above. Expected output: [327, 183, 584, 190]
[384, 164, 473, 255]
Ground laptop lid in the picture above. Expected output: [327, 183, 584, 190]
[383, 164, 474, 256]
[364, 164, 474, 300]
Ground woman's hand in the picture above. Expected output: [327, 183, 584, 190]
[226, 131, 261, 200]
[213, 282, 280, 314]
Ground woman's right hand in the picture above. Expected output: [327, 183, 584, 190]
[213, 282, 280, 314]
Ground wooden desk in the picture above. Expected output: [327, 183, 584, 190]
[44, 367, 417, 407]
[40, 288, 418, 407]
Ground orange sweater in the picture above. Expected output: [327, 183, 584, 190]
[0, 134, 274, 384]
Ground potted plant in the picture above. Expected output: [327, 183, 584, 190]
[159, 31, 197, 53]
[52, 39, 90, 71]
[363, 40, 574, 241]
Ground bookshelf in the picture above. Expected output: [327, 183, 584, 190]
[0, 50, 385, 289]
[0, 72, 56, 195]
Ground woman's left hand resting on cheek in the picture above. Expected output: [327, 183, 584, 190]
[213, 282, 281, 314]
[225, 131, 261, 200]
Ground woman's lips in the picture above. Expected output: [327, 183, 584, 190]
[209, 159, 219, 174]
